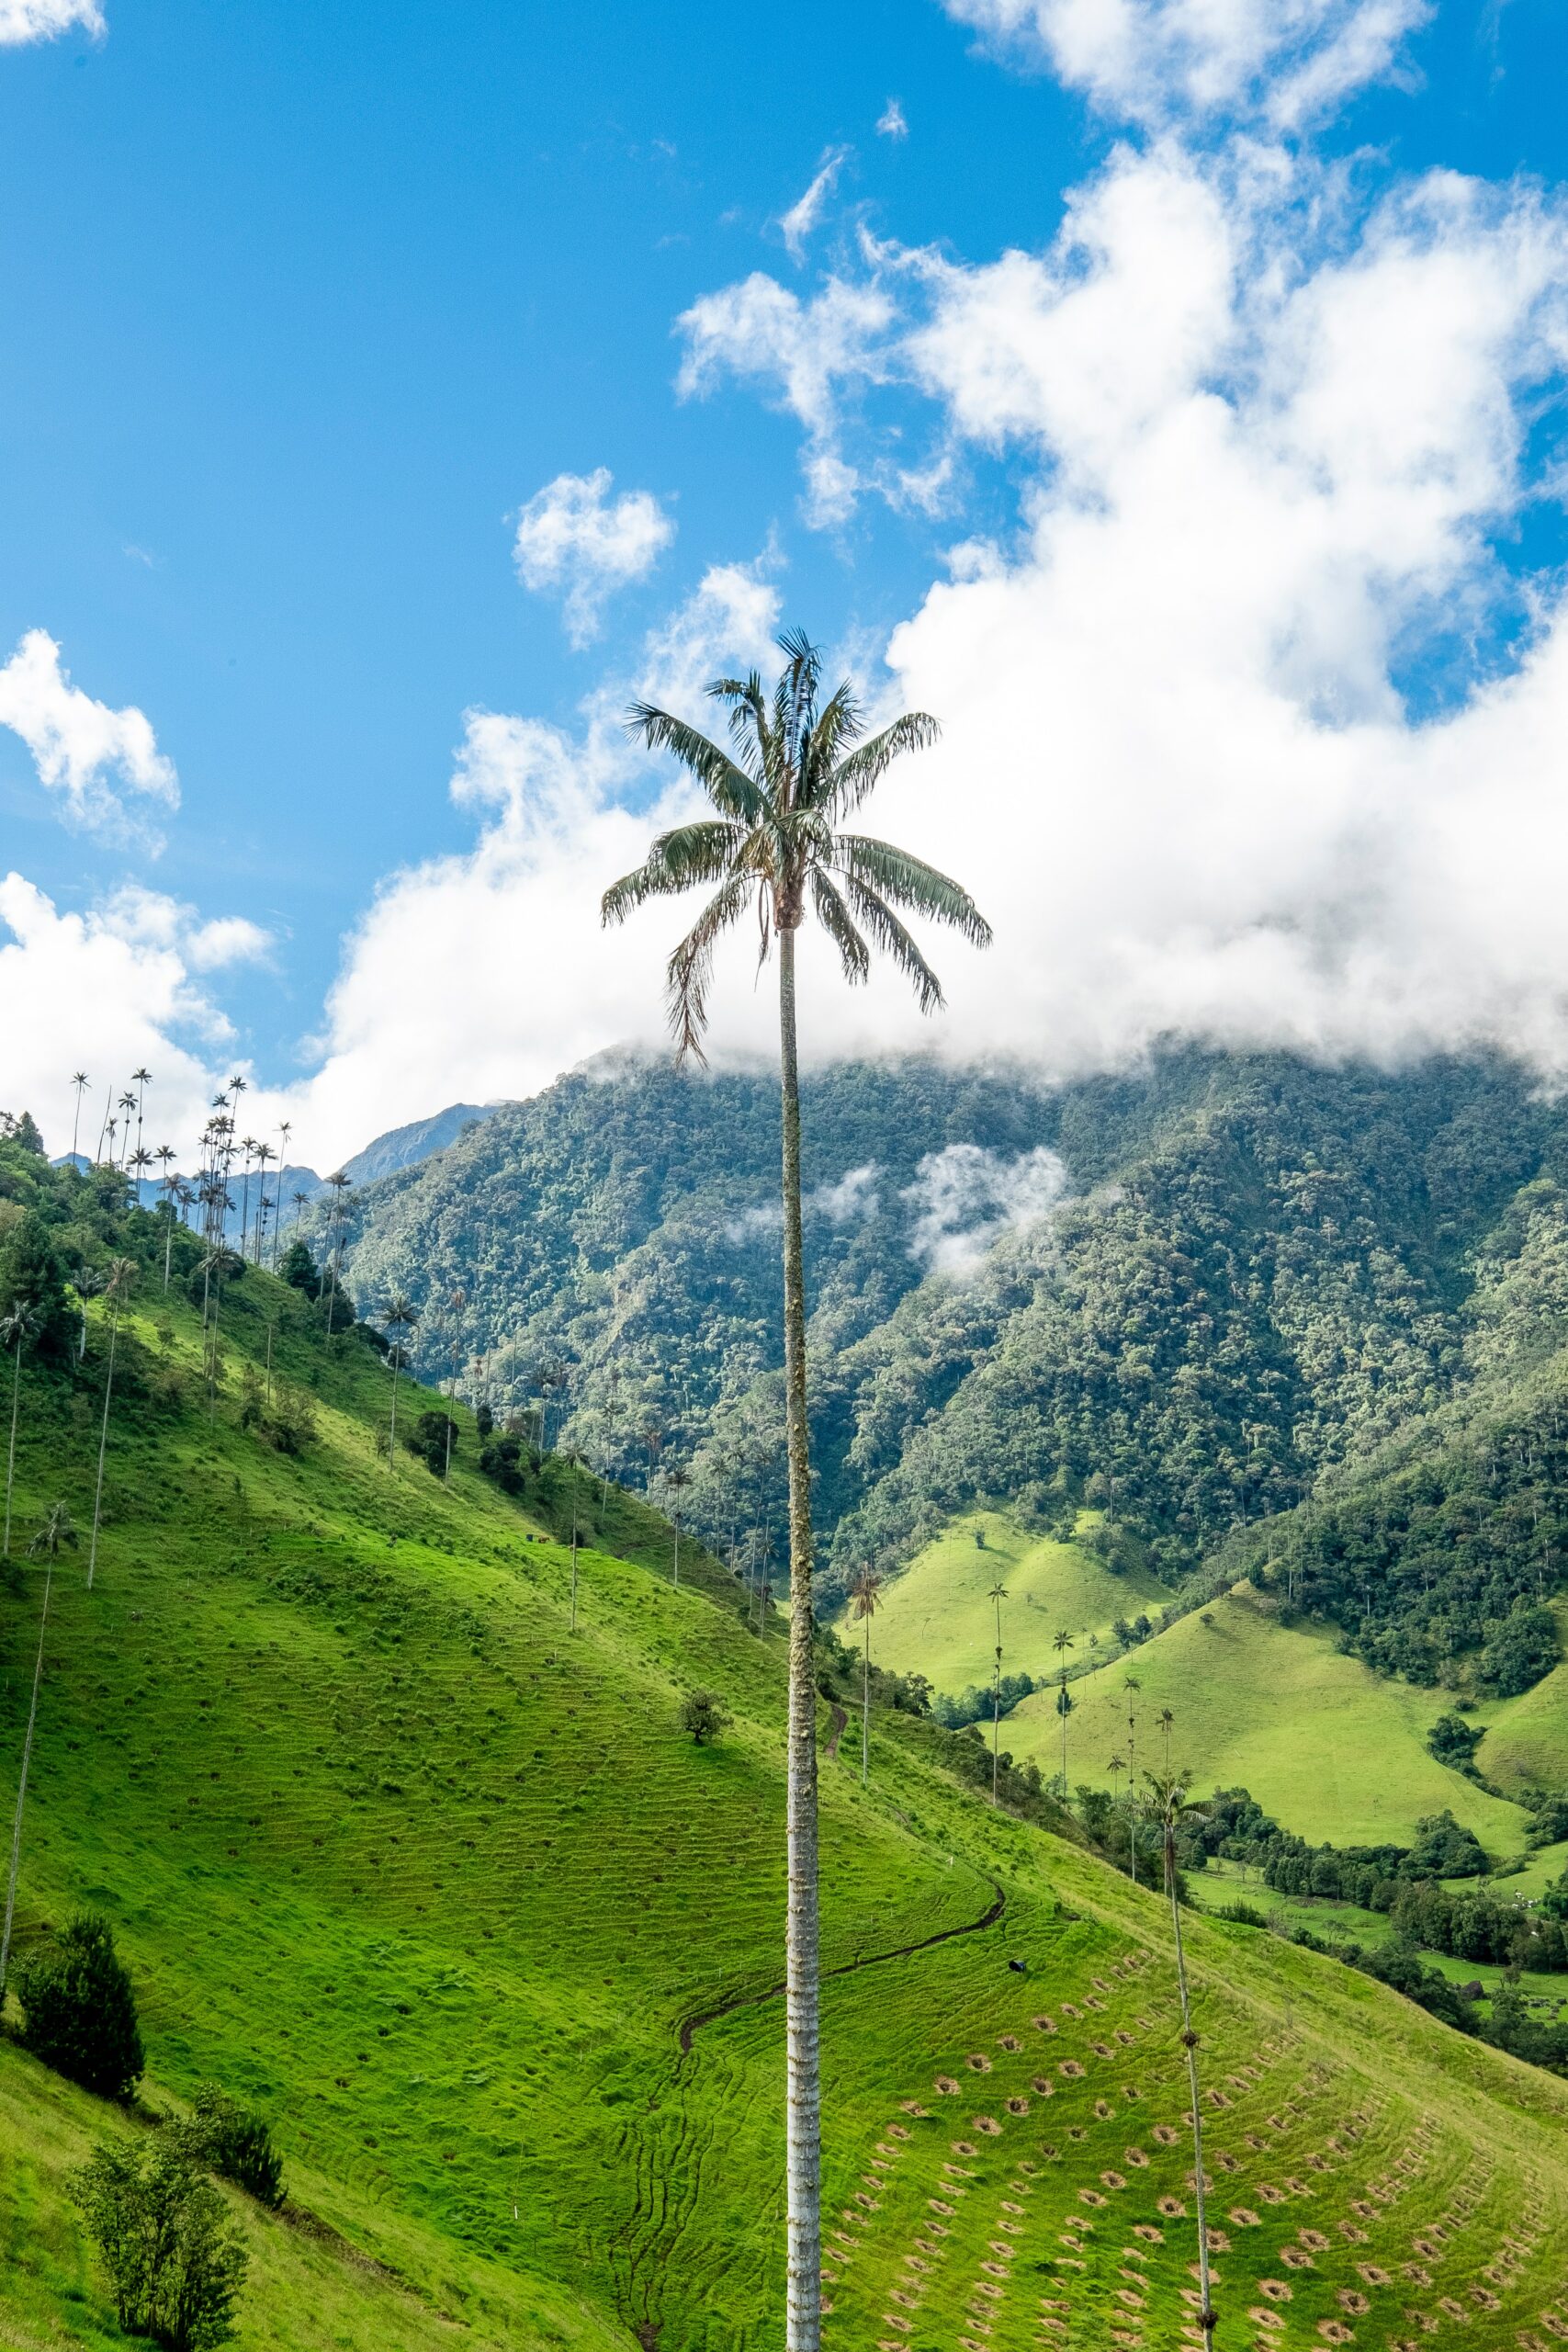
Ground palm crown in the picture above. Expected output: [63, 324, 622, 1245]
[602, 628, 992, 1058]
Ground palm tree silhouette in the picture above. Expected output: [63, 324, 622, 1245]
[662, 1457, 692, 1587]
[380, 1294, 418, 1469]
[130, 1067, 152, 1164]
[87, 1259, 135, 1588]
[1124, 1674, 1143, 1885]
[603, 628, 988, 2351]
[1, 1302, 41, 1559]
[852, 1566, 883, 1786]
[322, 1171, 352, 1333]
[154, 1147, 178, 1288]
[1159, 1704, 1176, 1770]
[1054, 1627, 1076, 1792]
[0, 1503, 78, 2005]
[69, 1071, 89, 1164]
[1144, 1770, 1217, 2352]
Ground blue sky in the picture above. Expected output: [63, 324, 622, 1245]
[5, 0, 1568, 1166]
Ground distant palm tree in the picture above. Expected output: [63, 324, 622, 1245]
[86, 1259, 135, 1589]
[116, 1091, 137, 1167]
[603, 628, 988, 2352]
[1124, 1675, 1143, 1885]
[94, 1079, 116, 1164]
[129, 1145, 152, 1206]
[1159, 1705, 1175, 1770]
[380, 1295, 418, 1468]
[1107, 1751, 1126, 1804]
[662, 1457, 691, 1587]
[1, 1302, 41, 1559]
[989, 1580, 1010, 1803]
[851, 1567, 883, 1786]
[73, 1266, 104, 1363]
[0, 1504, 78, 2007]
[1054, 1627, 1075, 1792]
[253, 1142, 275, 1261]
[1145, 1771, 1216, 2352]
[322, 1171, 352, 1334]
[153, 1147, 178, 1285]
[69, 1071, 89, 1164]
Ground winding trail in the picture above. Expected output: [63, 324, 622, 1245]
[678, 1876, 1008, 2053]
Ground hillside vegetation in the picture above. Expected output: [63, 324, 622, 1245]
[6, 1128, 1568, 2346]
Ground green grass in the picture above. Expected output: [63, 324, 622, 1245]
[850, 1510, 1170, 1694]
[1474, 1603, 1568, 1794]
[1005, 1581, 1538, 1854]
[2, 1245, 1568, 2347]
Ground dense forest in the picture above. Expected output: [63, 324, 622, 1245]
[331, 1049, 1568, 1697]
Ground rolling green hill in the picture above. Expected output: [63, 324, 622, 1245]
[1004, 1583, 1537, 1855]
[4, 1136, 1568, 2350]
[847, 1510, 1169, 1694]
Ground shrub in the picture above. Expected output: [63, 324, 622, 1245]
[73, 2138, 247, 2349]
[16, 1913, 144, 2100]
[679, 1690, 731, 1745]
[406, 1410, 458, 1476]
[277, 1239, 320, 1298]
[1427, 1712, 1483, 1770]
[174, 2084, 285, 2208]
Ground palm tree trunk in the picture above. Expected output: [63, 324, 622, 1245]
[388, 1351, 401, 1471]
[3, 1341, 20, 1559]
[163, 1208, 174, 1292]
[1166, 1822, 1216, 2352]
[87, 1313, 118, 1589]
[0, 1558, 52, 2007]
[777, 925, 821, 2352]
[861, 1614, 871, 1785]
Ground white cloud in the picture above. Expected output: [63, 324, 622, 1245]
[812, 1164, 882, 1224]
[0, 0, 102, 43]
[877, 98, 909, 140]
[781, 147, 849, 262]
[0, 630, 178, 842]
[902, 1144, 1069, 1274]
[512, 469, 675, 647]
[677, 274, 895, 525]
[942, 0, 1429, 129]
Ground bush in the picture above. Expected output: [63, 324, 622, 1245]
[1427, 1711, 1483, 1770]
[679, 1690, 730, 1745]
[406, 1410, 458, 1476]
[73, 2138, 247, 2349]
[16, 1913, 143, 2100]
[276, 1239, 320, 1298]
[174, 2084, 284, 2208]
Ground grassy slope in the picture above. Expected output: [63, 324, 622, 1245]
[852, 1510, 1170, 1693]
[1, 1261, 1566, 2349]
[1006, 1583, 1537, 1855]
[1474, 1602, 1568, 1794]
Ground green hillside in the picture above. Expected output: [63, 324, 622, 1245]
[1004, 1584, 1536, 1854]
[4, 1138, 1568, 2349]
[1475, 1604, 1568, 1793]
[848, 1510, 1169, 1693]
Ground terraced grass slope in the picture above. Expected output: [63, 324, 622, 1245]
[3, 1228, 1568, 2349]
[1004, 1585, 1536, 1855]
[851, 1512, 1170, 1696]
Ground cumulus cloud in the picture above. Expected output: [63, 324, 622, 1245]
[0, 876, 257, 1157]
[942, 0, 1429, 129]
[0, 630, 178, 842]
[780, 147, 849, 261]
[677, 275, 894, 526]
[877, 98, 909, 140]
[512, 469, 675, 647]
[0, 0, 103, 43]
[902, 1144, 1069, 1274]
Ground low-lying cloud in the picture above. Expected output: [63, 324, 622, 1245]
[902, 1143, 1069, 1275]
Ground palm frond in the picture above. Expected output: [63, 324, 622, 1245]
[809, 872, 871, 988]
[626, 704, 763, 821]
[774, 628, 822, 775]
[837, 834, 993, 946]
[808, 711, 941, 819]
[839, 876, 945, 1013]
[706, 674, 771, 786]
[665, 872, 755, 1064]
[600, 822, 747, 926]
[797, 679, 863, 805]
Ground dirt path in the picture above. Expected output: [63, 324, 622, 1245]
[678, 1876, 1008, 2052]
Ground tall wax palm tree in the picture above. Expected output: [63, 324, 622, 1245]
[322, 1171, 352, 1334]
[988, 1580, 1010, 1803]
[94, 1079, 117, 1164]
[1159, 1705, 1176, 1770]
[273, 1122, 293, 1264]
[116, 1091, 138, 1167]
[1, 1303, 41, 1559]
[1124, 1674, 1143, 1886]
[253, 1142, 275, 1261]
[380, 1295, 418, 1468]
[154, 1147, 178, 1285]
[660, 1456, 692, 1585]
[130, 1068, 152, 1164]
[237, 1138, 258, 1256]
[86, 1259, 135, 1589]
[69, 1071, 89, 1164]
[851, 1566, 883, 1787]
[1054, 1627, 1075, 1792]
[603, 628, 988, 2351]
[0, 1505, 78, 2007]
[129, 1145, 152, 1206]
[73, 1266, 104, 1363]
[1144, 1771, 1217, 2352]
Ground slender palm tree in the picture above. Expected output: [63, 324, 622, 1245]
[154, 1147, 178, 1286]
[1, 1303, 41, 1558]
[1145, 1771, 1216, 2352]
[0, 1504, 78, 2007]
[1054, 1627, 1075, 1792]
[663, 1457, 691, 1586]
[129, 1144, 152, 1205]
[1107, 1751, 1126, 1804]
[253, 1142, 275, 1261]
[130, 1068, 152, 1164]
[988, 1579, 1010, 1803]
[604, 628, 988, 2351]
[116, 1091, 138, 1167]
[86, 1258, 135, 1589]
[94, 1079, 117, 1164]
[1159, 1705, 1176, 1770]
[273, 1122, 293, 1265]
[69, 1071, 90, 1164]
[380, 1294, 417, 1468]
[322, 1171, 352, 1334]
[1124, 1674, 1143, 1886]
[73, 1266, 104, 1363]
[851, 1566, 883, 1786]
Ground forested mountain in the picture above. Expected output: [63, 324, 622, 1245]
[333, 1050, 1568, 1692]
